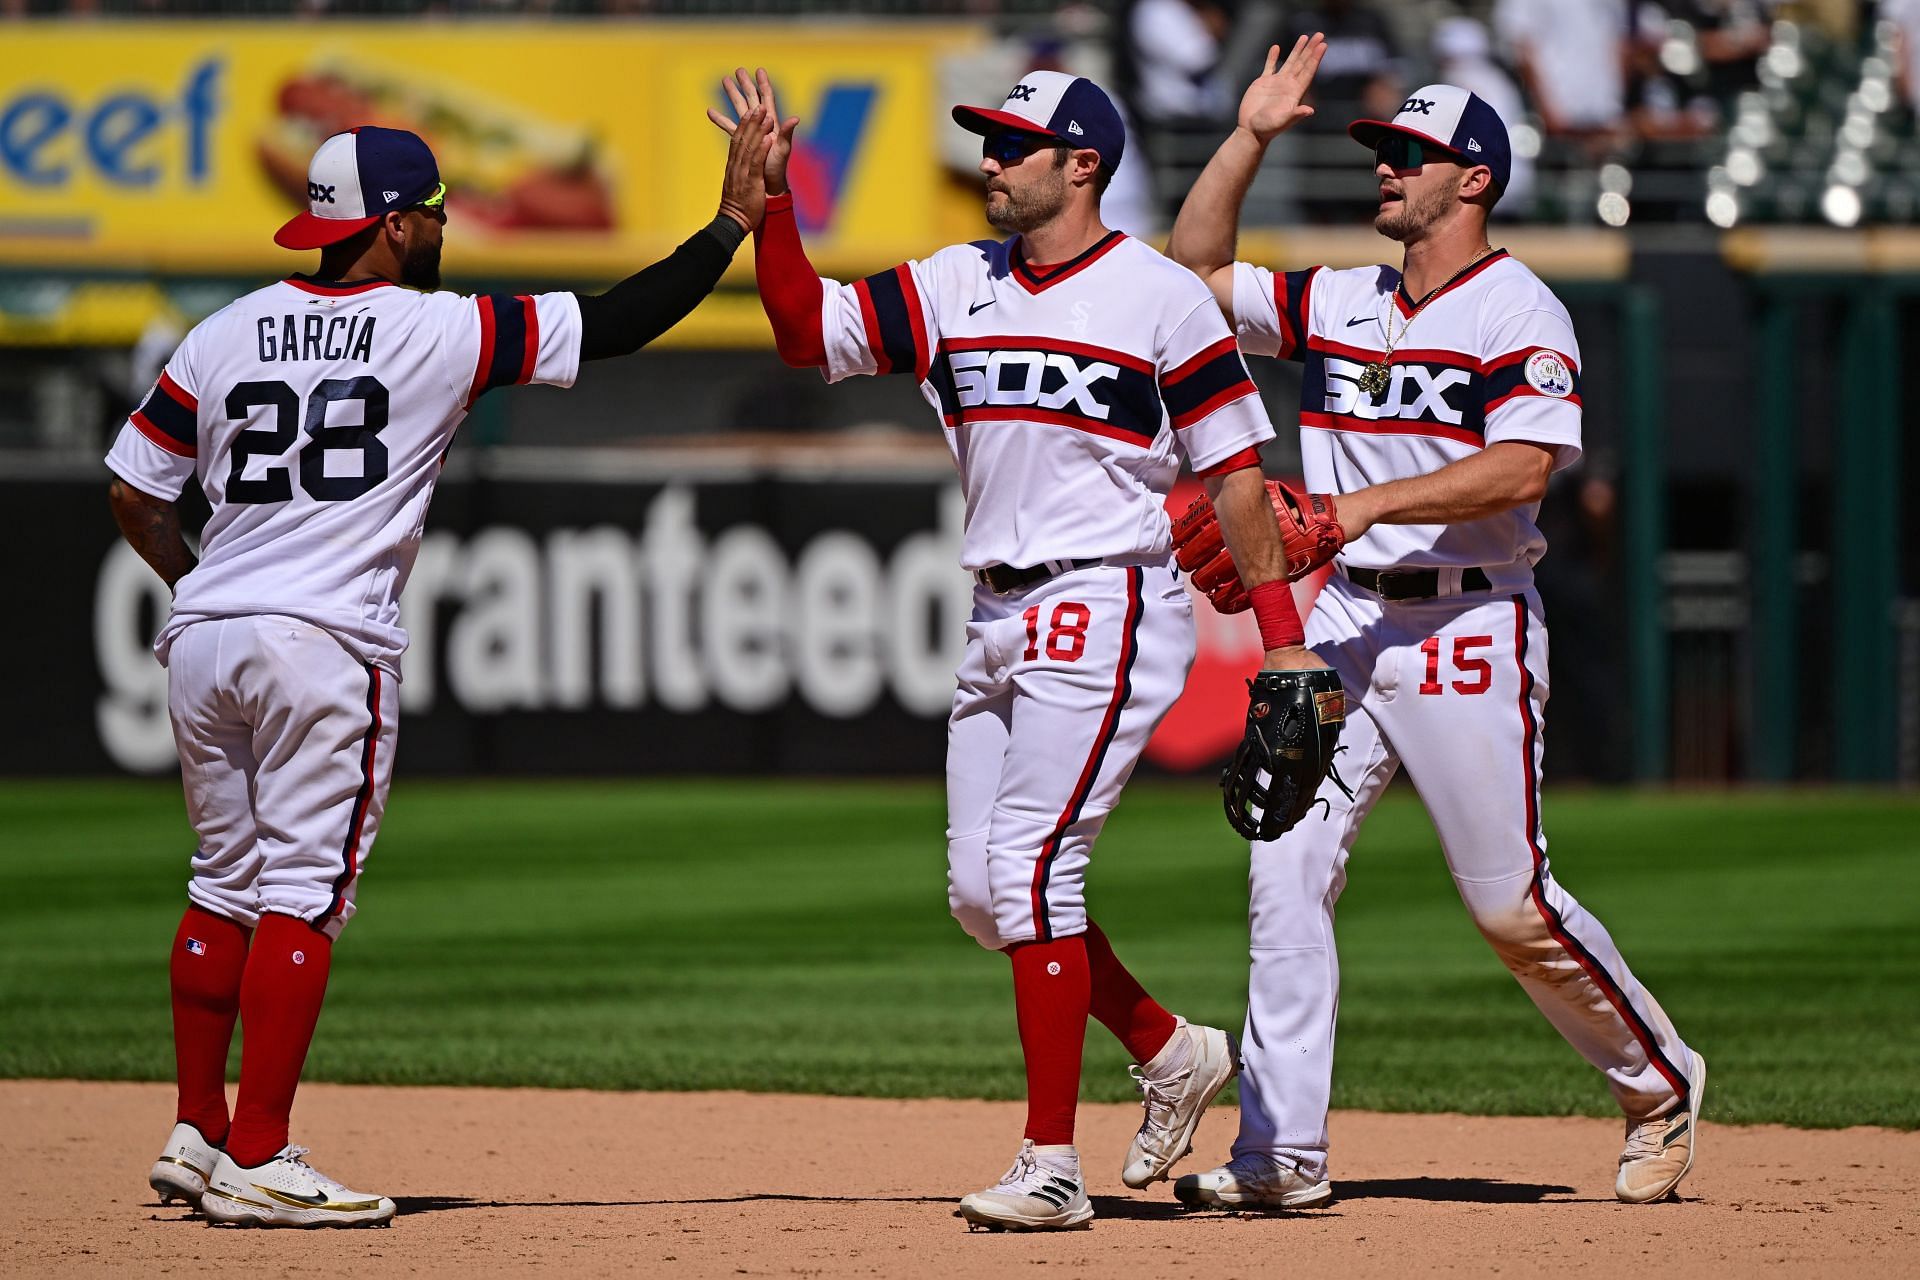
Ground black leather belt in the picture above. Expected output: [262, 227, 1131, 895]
[1345, 566, 1492, 601]
[975, 558, 1103, 595]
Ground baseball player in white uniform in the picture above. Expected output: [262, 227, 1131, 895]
[110, 117, 775, 1226]
[713, 67, 1328, 1230]
[1166, 36, 1705, 1208]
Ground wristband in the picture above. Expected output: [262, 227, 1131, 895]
[1249, 579, 1304, 650]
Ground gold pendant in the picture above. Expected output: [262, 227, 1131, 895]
[1358, 362, 1391, 397]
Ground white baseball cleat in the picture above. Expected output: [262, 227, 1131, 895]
[1120, 1019, 1240, 1189]
[1616, 1050, 1708, 1204]
[957, 1139, 1095, 1231]
[200, 1145, 396, 1228]
[1174, 1152, 1333, 1210]
[149, 1121, 222, 1208]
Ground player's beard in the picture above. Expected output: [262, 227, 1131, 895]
[400, 237, 442, 291]
[1375, 177, 1456, 243]
[985, 160, 1069, 234]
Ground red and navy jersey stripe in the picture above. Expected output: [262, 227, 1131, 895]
[853, 264, 932, 379]
[931, 336, 1164, 448]
[1160, 335, 1258, 431]
[467, 293, 539, 406]
[1031, 566, 1144, 941]
[1273, 267, 1319, 361]
[130, 372, 198, 458]
[1483, 346, 1583, 412]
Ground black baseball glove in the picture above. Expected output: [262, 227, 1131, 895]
[1221, 669, 1351, 841]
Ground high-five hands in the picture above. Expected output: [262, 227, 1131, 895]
[707, 67, 801, 199]
[716, 92, 774, 234]
[1239, 34, 1329, 145]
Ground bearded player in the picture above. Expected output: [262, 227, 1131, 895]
[712, 67, 1335, 1230]
[1166, 35, 1704, 1209]
[110, 116, 774, 1227]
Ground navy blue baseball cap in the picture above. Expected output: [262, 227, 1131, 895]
[952, 71, 1125, 175]
[1349, 84, 1511, 195]
[275, 126, 443, 250]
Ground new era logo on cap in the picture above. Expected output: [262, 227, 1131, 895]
[273, 126, 440, 251]
[952, 70, 1127, 176]
[1348, 82, 1512, 196]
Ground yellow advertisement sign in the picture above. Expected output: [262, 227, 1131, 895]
[0, 22, 987, 282]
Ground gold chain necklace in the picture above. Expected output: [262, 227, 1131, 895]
[1358, 245, 1496, 398]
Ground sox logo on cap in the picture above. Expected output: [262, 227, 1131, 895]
[951, 70, 1127, 175]
[1348, 83, 1513, 195]
[274, 126, 441, 250]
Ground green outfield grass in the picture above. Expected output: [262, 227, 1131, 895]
[1, 779, 1914, 1129]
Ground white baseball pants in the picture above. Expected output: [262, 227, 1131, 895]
[1234, 575, 1695, 1181]
[165, 614, 397, 940]
[947, 563, 1193, 949]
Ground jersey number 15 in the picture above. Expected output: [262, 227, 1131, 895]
[225, 377, 390, 504]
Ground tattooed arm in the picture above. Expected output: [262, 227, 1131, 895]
[108, 478, 196, 589]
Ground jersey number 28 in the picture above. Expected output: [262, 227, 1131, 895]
[225, 377, 390, 504]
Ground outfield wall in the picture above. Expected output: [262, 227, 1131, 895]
[19, 451, 1309, 778]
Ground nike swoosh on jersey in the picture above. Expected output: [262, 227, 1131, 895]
[1346, 316, 1376, 327]
[968, 299, 996, 315]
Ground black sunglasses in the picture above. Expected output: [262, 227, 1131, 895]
[1374, 134, 1467, 172]
[983, 130, 1068, 164]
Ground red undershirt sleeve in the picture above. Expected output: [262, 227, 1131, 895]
[754, 192, 827, 368]
[1196, 446, 1264, 478]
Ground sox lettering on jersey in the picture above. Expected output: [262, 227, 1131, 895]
[948, 349, 1121, 419]
[932, 336, 1164, 446]
[1322, 357, 1472, 425]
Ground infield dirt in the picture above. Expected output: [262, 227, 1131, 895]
[6, 1080, 1914, 1277]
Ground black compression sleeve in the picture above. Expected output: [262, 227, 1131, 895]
[574, 215, 748, 361]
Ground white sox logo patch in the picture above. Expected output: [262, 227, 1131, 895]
[308, 182, 336, 204]
[1007, 84, 1038, 102]
[1524, 349, 1574, 398]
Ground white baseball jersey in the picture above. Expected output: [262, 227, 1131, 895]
[822, 232, 1274, 570]
[105, 276, 582, 674]
[1231, 250, 1582, 575]
[1219, 250, 1696, 1184]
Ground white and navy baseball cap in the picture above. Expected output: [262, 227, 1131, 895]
[952, 70, 1125, 174]
[274, 126, 443, 250]
[1349, 84, 1511, 194]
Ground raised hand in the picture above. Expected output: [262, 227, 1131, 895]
[717, 101, 773, 233]
[1239, 34, 1328, 144]
[705, 67, 801, 197]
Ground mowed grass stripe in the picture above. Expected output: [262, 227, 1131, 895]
[0, 781, 1913, 1127]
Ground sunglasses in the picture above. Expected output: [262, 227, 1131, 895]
[1374, 135, 1459, 172]
[983, 131, 1067, 164]
[405, 182, 448, 213]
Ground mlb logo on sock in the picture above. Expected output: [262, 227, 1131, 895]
[185, 937, 207, 955]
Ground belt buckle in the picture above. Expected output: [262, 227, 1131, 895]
[1375, 569, 1415, 600]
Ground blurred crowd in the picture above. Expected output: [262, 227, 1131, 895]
[1113, 0, 1913, 223]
